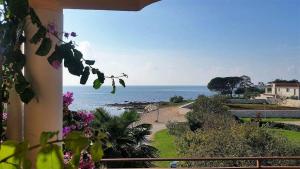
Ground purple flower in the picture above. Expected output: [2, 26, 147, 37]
[51, 60, 61, 69]
[63, 126, 72, 137]
[47, 23, 57, 34]
[63, 92, 74, 107]
[70, 32, 77, 37]
[64, 32, 69, 38]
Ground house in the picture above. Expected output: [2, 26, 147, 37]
[261, 82, 300, 99]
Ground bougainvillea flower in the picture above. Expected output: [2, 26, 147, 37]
[70, 32, 77, 37]
[51, 60, 61, 69]
[63, 92, 74, 107]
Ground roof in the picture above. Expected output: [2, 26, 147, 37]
[273, 82, 300, 88]
[29, 0, 160, 11]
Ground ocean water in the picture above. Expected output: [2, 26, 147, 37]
[63, 86, 212, 115]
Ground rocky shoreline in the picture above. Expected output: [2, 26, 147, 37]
[106, 101, 164, 111]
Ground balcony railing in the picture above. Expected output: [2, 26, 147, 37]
[100, 156, 300, 169]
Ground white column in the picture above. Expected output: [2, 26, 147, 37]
[24, 7, 63, 163]
[6, 88, 23, 141]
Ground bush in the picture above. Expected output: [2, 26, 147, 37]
[185, 95, 235, 131]
[169, 95, 300, 167]
[169, 96, 184, 103]
[176, 125, 300, 167]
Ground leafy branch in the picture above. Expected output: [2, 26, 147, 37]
[0, 131, 105, 169]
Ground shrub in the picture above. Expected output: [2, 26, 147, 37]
[169, 96, 184, 103]
[176, 125, 300, 167]
[185, 95, 234, 131]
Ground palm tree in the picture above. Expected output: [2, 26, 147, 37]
[91, 108, 158, 168]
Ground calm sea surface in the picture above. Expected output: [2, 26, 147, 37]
[63, 86, 212, 115]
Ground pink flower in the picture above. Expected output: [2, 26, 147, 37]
[79, 153, 95, 169]
[51, 60, 61, 69]
[47, 23, 57, 35]
[64, 151, 72, 164]
[2, 112, 7, 121]
[63, 92, 74, 107]
[77, 111, 95, 126]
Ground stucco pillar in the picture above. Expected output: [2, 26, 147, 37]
[6, 88, 23, 141]
[24, 6, 63, 164]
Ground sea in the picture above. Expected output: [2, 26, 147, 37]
[63, 86, 213, 115]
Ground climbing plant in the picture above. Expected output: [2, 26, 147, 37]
[0, 0, 127, 168]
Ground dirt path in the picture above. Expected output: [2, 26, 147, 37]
[139, 105, 190, 139]
[279, 121, 300, 126]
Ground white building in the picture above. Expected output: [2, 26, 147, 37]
[262, 82, 300, 99]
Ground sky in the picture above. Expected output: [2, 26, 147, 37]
[63, 0, 300, 86]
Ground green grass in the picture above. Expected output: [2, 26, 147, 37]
[152, 129, 177, 167]
[227, 104, 299, 110]
[271, 129, 300, 146]
[242, 118, 300, 122]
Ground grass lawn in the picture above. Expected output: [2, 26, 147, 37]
[227, 104, 299, 110]
[271, 129, 300, 146]
[242, 118, 300, 122]
[152, 129, 177, 167]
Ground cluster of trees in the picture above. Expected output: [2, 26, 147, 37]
[169, 96, 184, 103]
[167, 96, 299, 167]
[207, 75, 264, 98]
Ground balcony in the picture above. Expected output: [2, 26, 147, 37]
[100, 157, 300, 169]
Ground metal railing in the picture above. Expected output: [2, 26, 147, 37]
[100, 156, 300, 169]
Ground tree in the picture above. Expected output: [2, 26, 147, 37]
[207, 77, 243, 97]
[239, 75, 254, 88]
[91, 109, 158, 168]
[170, 96, 184, 103]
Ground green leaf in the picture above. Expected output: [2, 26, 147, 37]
[93, 79, 102, 89]
[73, 49, 82, 60]
[20, 87, 35, 104]
[30, 8, 42, 26]
[15, 75, 30, 94]
[80, 67, 90, 85]
[119, 79, 126, 88]
[8, 0, 29, 19]
[40, 131, 59, 146]
[111, 79, 116, 94]
[36, 144, 63, 169]
[30, 27, 46, 44]
[85, 60, 95, 65]
[0, 141, 20, 169]
[36, 38, 52, 56]
[63, 132, 89, 169]
[91, 68, 97, 74]
[47, 50, 63, 65]
[64, 131, 89, 154]
[90, 142, 103, 162]
[96, 71, 105, 83]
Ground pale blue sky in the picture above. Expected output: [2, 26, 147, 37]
[63, 0, 300, 86]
